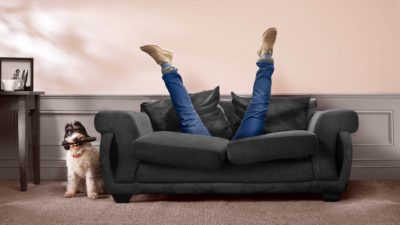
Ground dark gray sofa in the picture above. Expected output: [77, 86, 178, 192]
[94, 97, 359, 203]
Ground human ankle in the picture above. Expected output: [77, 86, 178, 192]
[161, 63, 172, 68]
[161, 63, 177, 74]
[258, 53, 274, 63]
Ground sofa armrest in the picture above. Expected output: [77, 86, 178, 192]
[336, 131, 353, 186]
[99, 133, 116, 190]
[95, 110, 153, 135]
[94, 111, 153, 183]
[308, 109, 358, 134]
[307, 109, 359, 181]
[316, 131, 354, 198]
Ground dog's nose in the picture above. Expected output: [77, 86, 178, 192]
[62, 140, 70, 150]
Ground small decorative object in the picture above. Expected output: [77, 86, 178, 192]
[1, 79, 17, 91]
[12, 69, 20, 79]
[14, 69, 28, 90]
[0, 57, 34, 91]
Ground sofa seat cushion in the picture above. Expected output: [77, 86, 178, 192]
[133, 131, 229, 170]
[227, 130, 318, 165]
[136, 159, 314, 183]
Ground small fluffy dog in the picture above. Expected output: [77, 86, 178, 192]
[62, 121, 105, 199]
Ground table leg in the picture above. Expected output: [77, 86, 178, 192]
[17, 97, 28, 191]
[32, 95, 40, 185]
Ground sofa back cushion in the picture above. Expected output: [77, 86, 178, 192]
[140, 86, 233, 139]
[219, 92, 314, 135]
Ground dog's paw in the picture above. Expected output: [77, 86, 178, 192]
[64, 191, 76, 198]
[87, 192, 98, 199]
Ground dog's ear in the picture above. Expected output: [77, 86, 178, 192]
[64, 123, 74, 138]
[65, 122, 73, 130]
[73, 121, 90, 137]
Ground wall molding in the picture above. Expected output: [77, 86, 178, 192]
[353, 159, 400, 168]
[1, 93, 400, 180]
[0, 159, 66, 168]
[41, 111, 98, 115]
[353, 110, 394, 146]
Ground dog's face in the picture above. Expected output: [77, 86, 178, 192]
[62, 121, 90, 151]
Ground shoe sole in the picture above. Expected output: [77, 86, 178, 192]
[262, 28, 277, 44]
[140, 45, 173, 55]
[140, 44, 173, 64]
[258, 28, 277, 57]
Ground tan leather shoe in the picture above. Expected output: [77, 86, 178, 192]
[140, 45, 173, 65]
[257, 28, 277, 58]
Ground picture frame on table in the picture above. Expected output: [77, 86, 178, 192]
[0, 57, 34, 91]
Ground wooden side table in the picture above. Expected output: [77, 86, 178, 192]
[0, 91, 44, 191]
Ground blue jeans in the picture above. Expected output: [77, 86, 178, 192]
[162, 55, 274, 141]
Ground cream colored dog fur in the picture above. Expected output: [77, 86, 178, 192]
[64, 133, 105, 199]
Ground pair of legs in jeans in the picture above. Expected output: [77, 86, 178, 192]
[141, 28, 277, 141]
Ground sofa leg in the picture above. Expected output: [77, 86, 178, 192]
[321, 192, 341, 202]
[112, 194, 133, 203]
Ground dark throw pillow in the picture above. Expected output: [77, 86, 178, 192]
[141, 86, 233, 139]
[230, 92, 311, 134]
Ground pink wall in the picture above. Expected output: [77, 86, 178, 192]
[1, 0, 399, 95]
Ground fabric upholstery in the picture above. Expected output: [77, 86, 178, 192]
[94, 98, 358, 201]
[133, 131, 229, 170]
[308, 97, 318, 120]
[307, 109, 359, 181]
[227, 130, 318, 165]
[140, 86, 233, 139]
[94, 111, 153, 183]
[229, 92, 311, 135]
[136, 159, 314, 183]
[136, 182, 314, 195]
